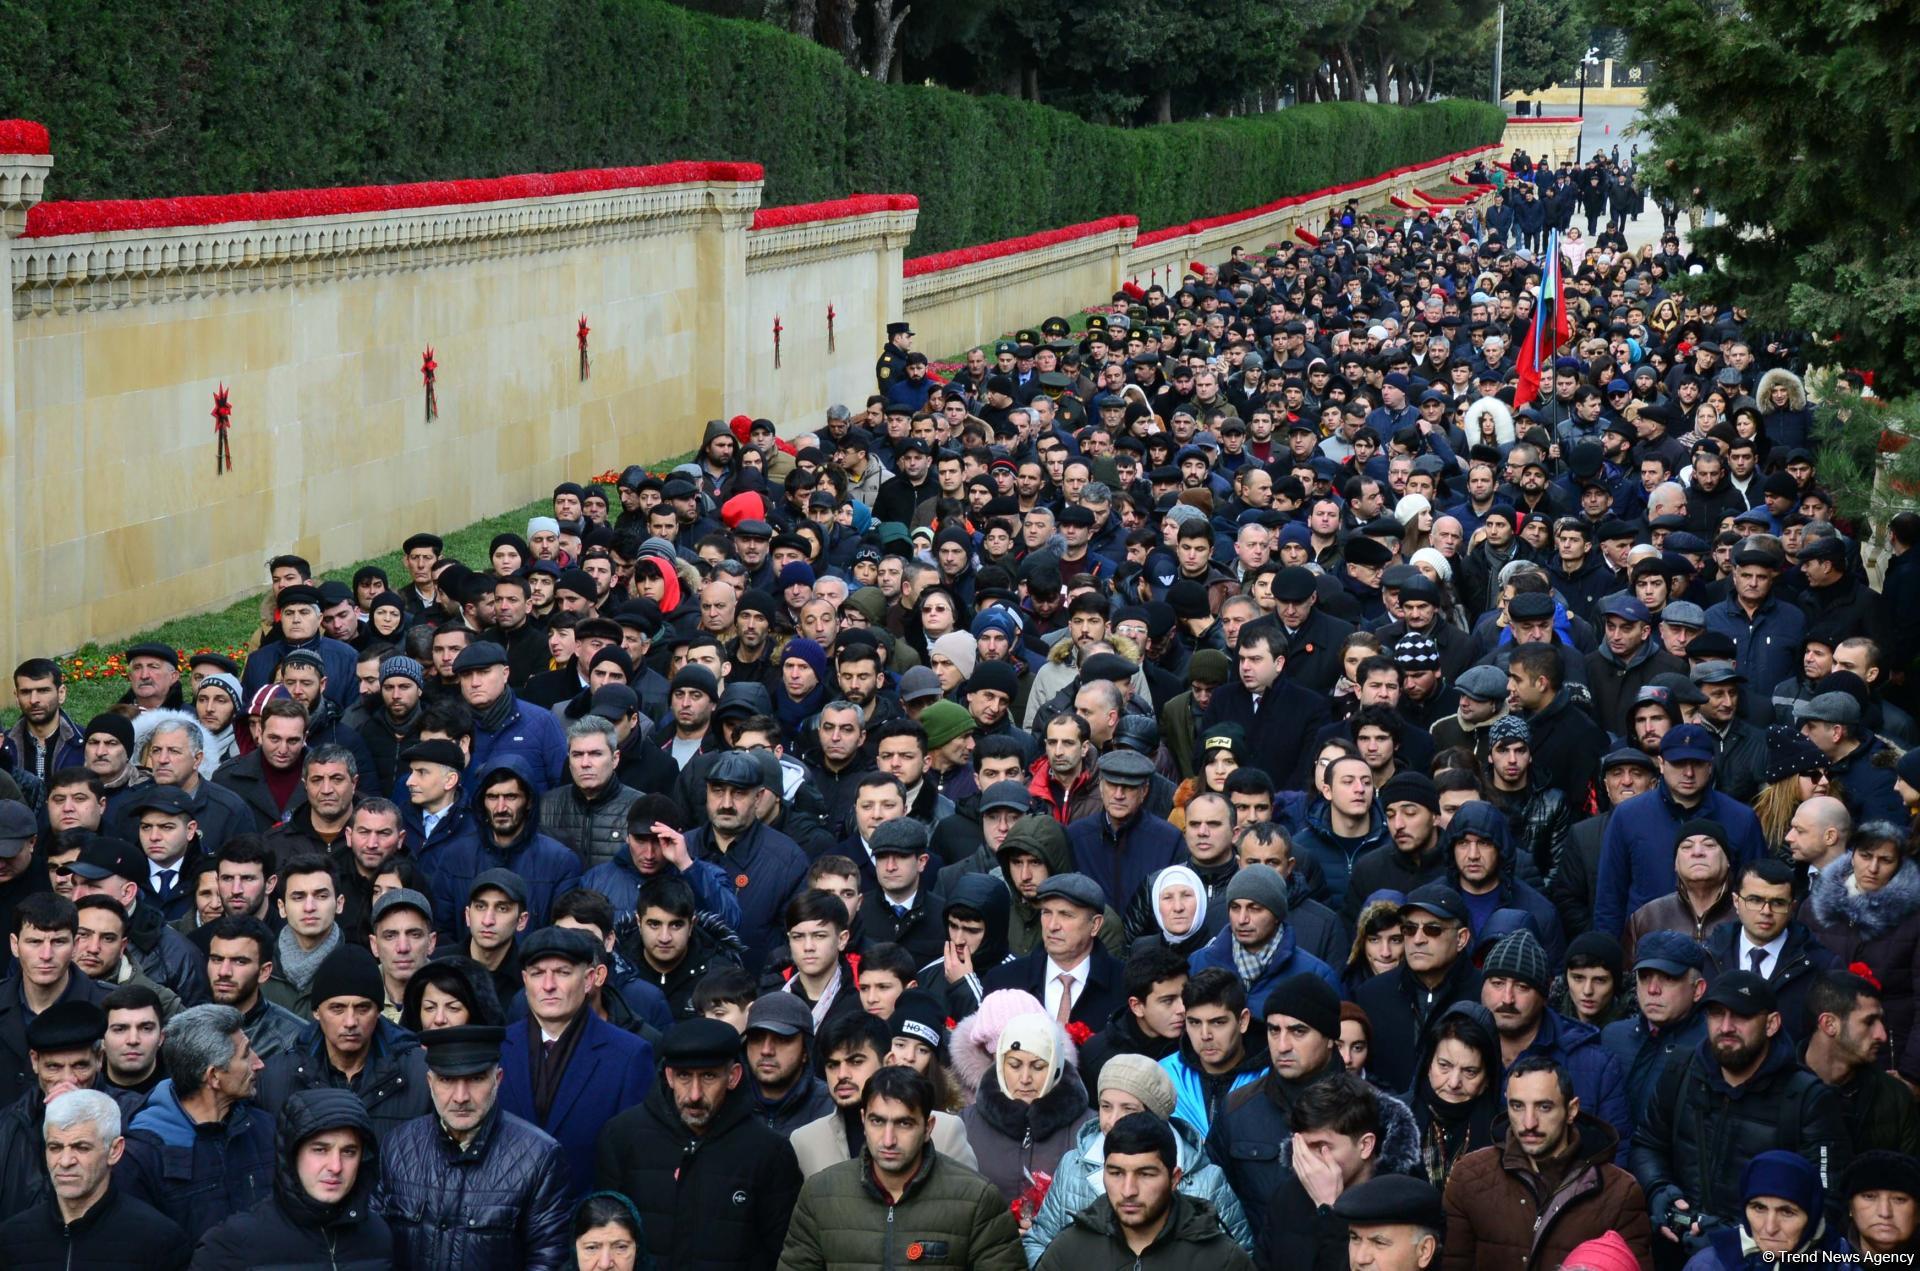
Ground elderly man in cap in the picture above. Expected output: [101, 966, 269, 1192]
[1065, 748, 1185, 914]
[1332, 1173, 1447, 1270]
[1594, 724, 1766, 937]
[120, 642, 185, 714]
[0, 1000, 137, 1221]
[253, 945, 431, 1141]
[685, 748, 808, 966]
[377, 1023, 572, 1269]
[597, 1016, 802, 1268]
[498, 925, 653, 1198]
[1622, 819, 1737, 960]
[1601, 930, 1710, 1125]
[1630, 968, 1849, 1254]
[1268, 565, 1354, 693]
[983, 873, 1126, 1031]
[240, 586, 360, 708]
[1428, 663, 1510, 762]
[455, 642, 567, 791]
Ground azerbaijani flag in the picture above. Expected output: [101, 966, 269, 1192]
[1514, 230, 1570, 408]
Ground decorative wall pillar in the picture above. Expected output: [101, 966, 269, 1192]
[0, 123, 52, 677]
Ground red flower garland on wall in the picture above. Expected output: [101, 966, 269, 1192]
[903, 215, 1138, 279]
[421, 346, 438, 421]
[210, 384, 233, 474]
[749, 193, 917, 230]
[22, 160, 765, 238]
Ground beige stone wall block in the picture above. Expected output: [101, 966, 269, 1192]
[13, 331, 81, 413]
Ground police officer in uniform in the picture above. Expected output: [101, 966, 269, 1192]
[876, 321, 913, 390]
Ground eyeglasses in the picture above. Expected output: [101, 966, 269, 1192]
[1734, 893, 1793, 912]
[1399, 920, 1452, 939]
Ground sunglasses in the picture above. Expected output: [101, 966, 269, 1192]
[1399, 920, 1452, 939]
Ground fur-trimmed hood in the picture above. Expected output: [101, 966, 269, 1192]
[1757, 367, 1807, 413]
[1465, 396, 1517, 448]
[950, 990, 1080, 1096]
[1809, 855, 1920, 941]
[1275, 1082, 1425, 1178]
[132, 707, 220, 781]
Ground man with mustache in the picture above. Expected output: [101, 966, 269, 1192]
[1439, 1056, 1652, 1270]
[252, 945, 430, 1142]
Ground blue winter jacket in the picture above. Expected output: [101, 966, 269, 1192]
[575, 847, 742, 930]
[467, 696, 569, 792]
[114, 1079, 276, 1245]
[1442, 801, 1568, 966]
[1593, 781, 1766, 936]
[1065, 811, 1186, 913]
[1187, 922, 1342, 1019]
[429, 756, 585, 941]
[1290, 802, 1394, 912]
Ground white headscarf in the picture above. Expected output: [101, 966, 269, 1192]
[1151, 864, 1208, 942]
[994, 1013, 1065, 1097]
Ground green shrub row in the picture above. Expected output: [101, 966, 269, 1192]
[0, 0, 1504, 252]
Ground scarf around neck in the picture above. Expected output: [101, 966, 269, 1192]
[277, 923, 342, 991]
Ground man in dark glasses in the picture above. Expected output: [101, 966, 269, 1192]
[1351, 883, 1478, 1092]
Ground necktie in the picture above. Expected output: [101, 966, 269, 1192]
[1251, 693, 1263, 714]
[1055, 973, 1075, 1024]
[892, 904, 908, 920]
[157, 869, 176, 898]
[1749, 947, 1768, 977]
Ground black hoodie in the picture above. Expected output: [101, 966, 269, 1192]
[914, 872, 1014, 1020]
[191, 1087, 393, 1269]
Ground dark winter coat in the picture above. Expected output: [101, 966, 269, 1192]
[0, 969, 111, 1109]
[1354, 955, 1485, 1095]
[1603, 1006, 1707, 1129]
[1065, 811, 1186, 915]
[778, 1147, 1026, 1271]
[618, 912, 746, 1019]
[1290, 802, 1394, 912]
[1212, 1059, 1421, 1235]
[1499, 1008, 1634, 1160]
[375, 1102, 573, 1271]
[1802, 856, 1920, 1079]
[685, 818, 811, 967]
[1703, 919, 1838, 1045]
[1200, 678, 1331, 794]
[1594, 781, 1767, 936]
[500, 1011, 654, 1201]
[191, 1087, 394, 1270]
[465, 695, 568, 792]
[427, 757, 584, 941]
[596, 1073, 803, 1271]
[580, 849, 742, 930]
[981, 942, 1125, 1034]
[1517, 689, 1607, 810]
[1586, 641, 1689, 739]
[1441, 1115, 1651, 1271]
[1037, 1193, 1252, 1271]
[1826, 732, 1908, 825]
[253, 1019, 433, 1145]
[242, 993, 311, 1062]
[0, 1183, 190, 1270]
[1630, 1034, 1850, 1236]
[1442, 801, 1568, 966]
[957, 1066, 1093, 1204]
[115, 1080, 278, 1245]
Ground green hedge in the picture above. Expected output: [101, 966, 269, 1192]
[0, 0, 1504, 253]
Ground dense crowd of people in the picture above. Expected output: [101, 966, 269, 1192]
[0, 146, 1911, 1270]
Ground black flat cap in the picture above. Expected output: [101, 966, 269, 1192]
[420, 1025, 507, 1076]
[661, 1018, 744, 1069]
[1332, 1174, 1446, 1231]
[26, 1001, 106, 1053]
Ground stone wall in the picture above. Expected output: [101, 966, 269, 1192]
[903, 143, 1500, 351]
[0, 147, 915, 663]
[0, 127, 1498, 667]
